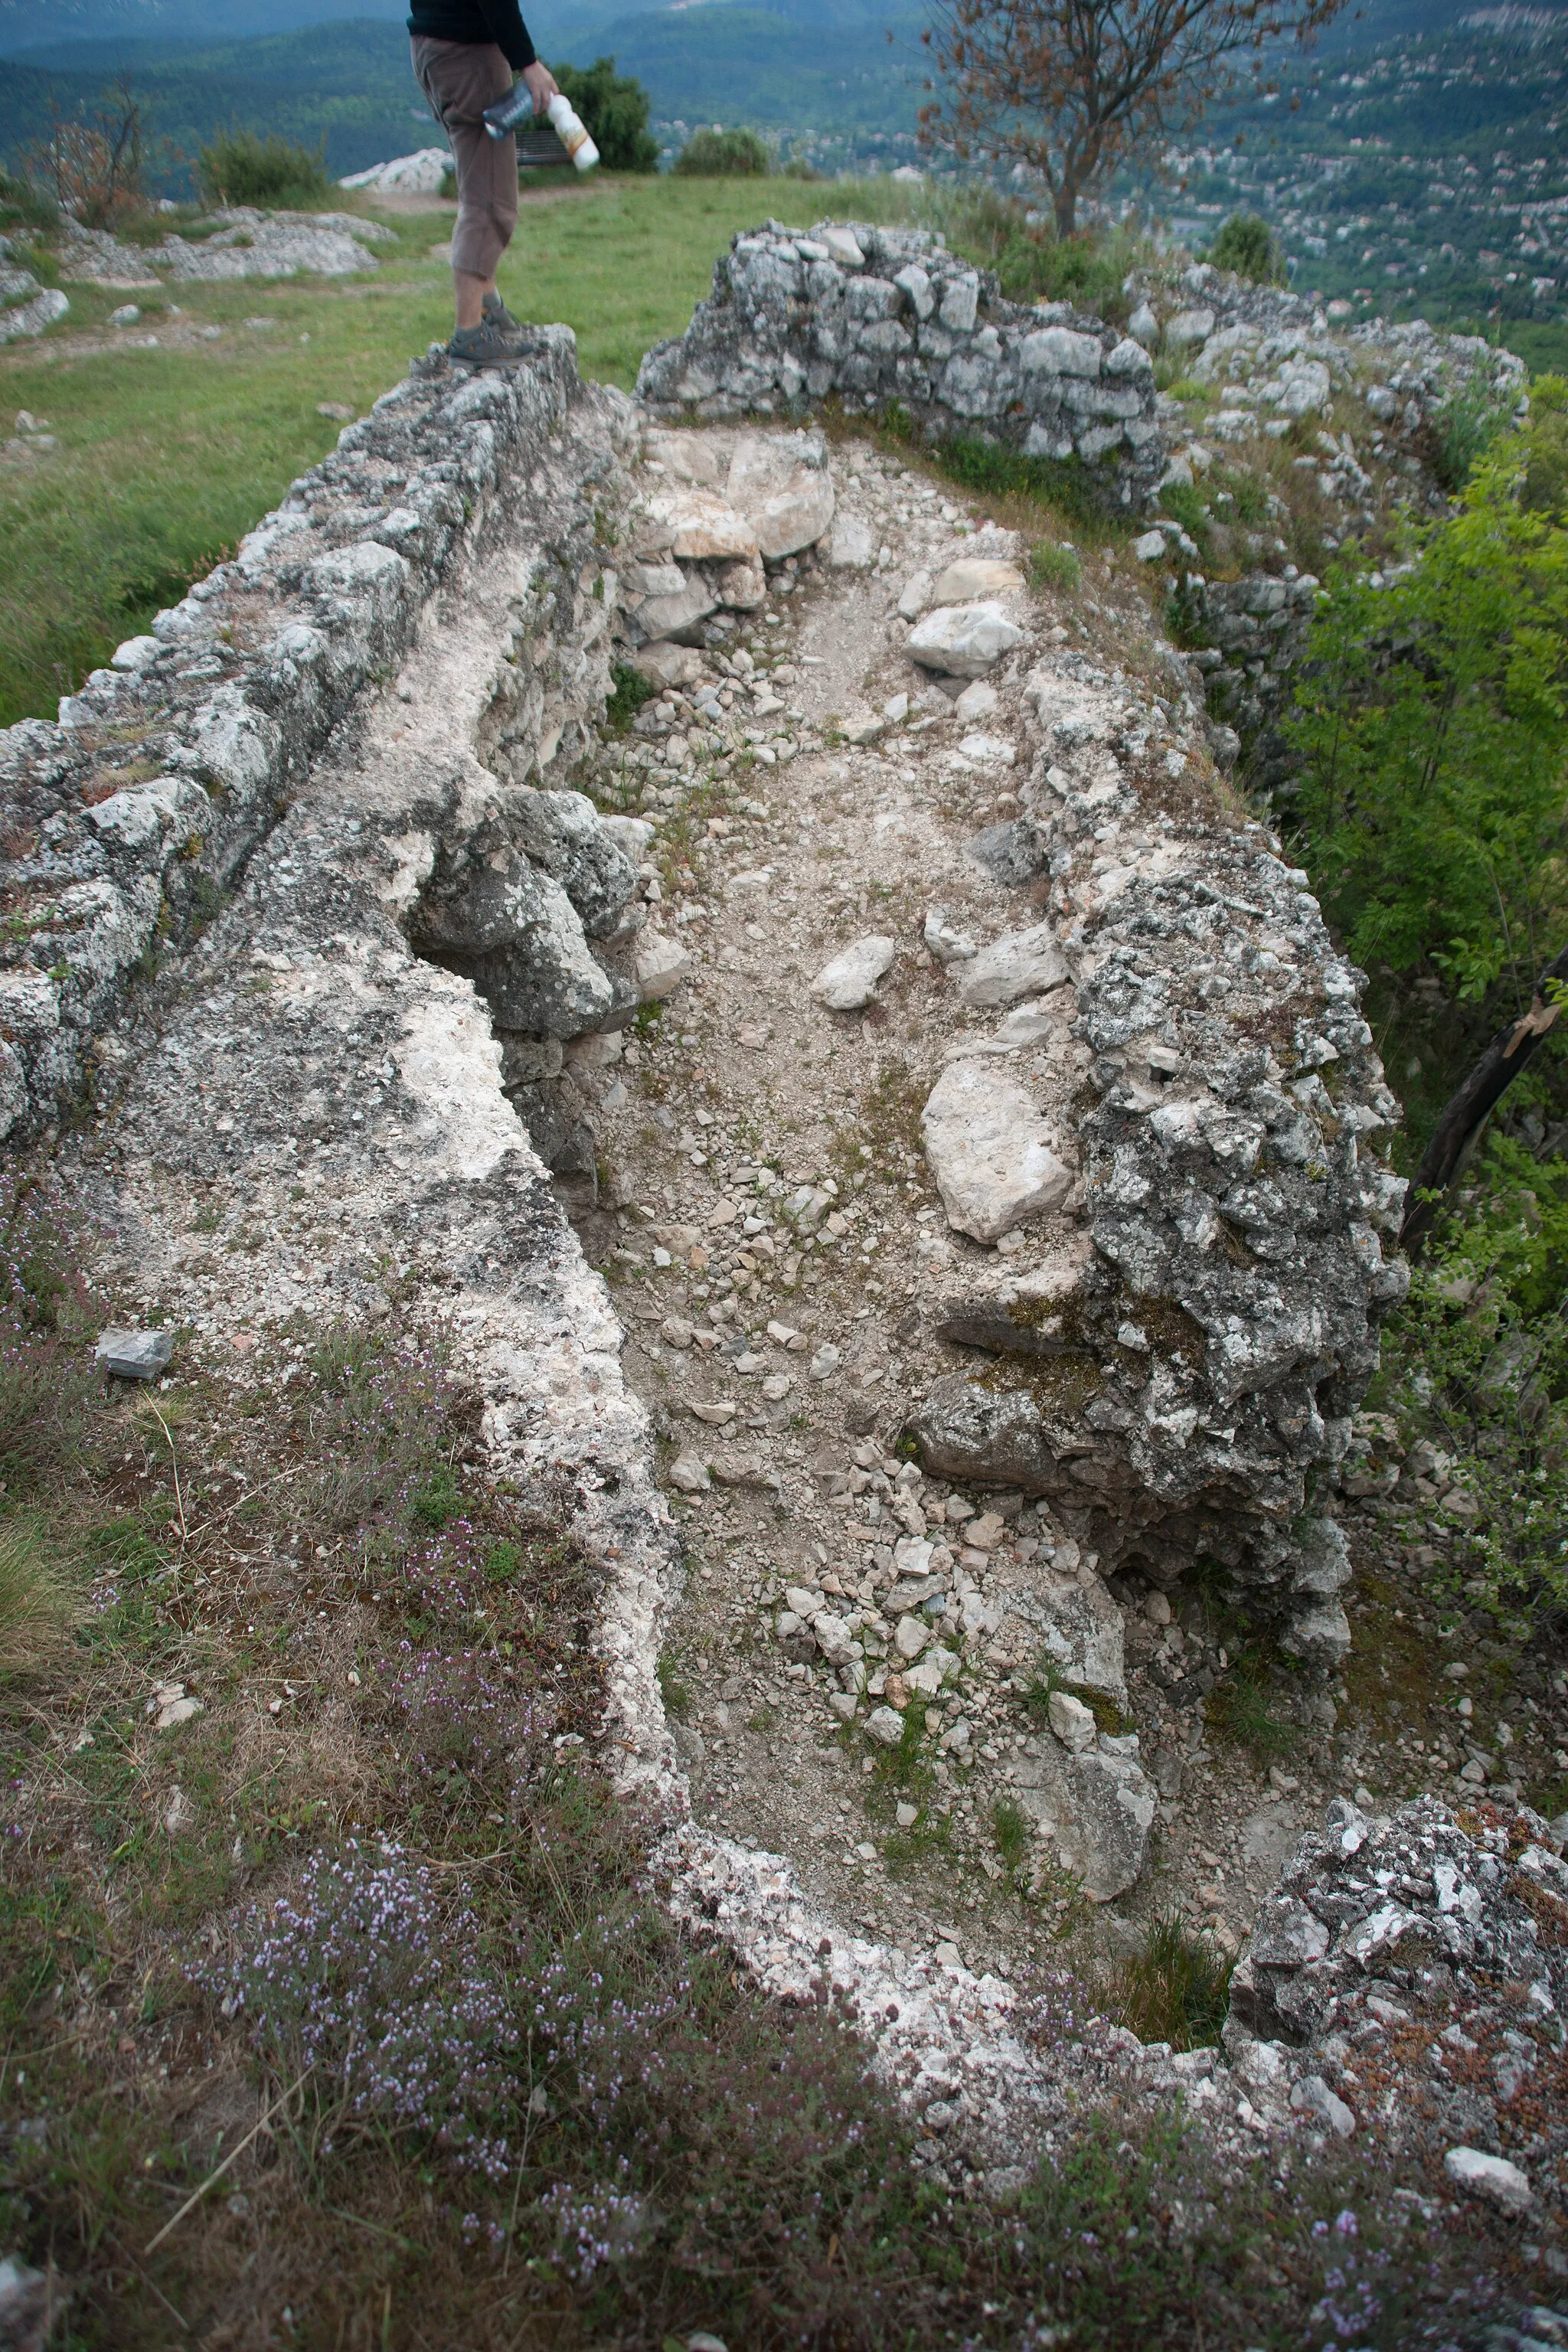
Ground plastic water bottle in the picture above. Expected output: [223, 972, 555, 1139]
[482, 85, 599, 172]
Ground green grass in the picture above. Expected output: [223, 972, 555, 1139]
[1106, 1916, 1234, 2052]
[0, 174, 916, 727]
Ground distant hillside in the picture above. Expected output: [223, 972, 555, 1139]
[0, 6, 926, 188]
[0, 0, 407, 57]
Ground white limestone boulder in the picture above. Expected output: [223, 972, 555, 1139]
[811, 933, 895, 1011]
[906, 602, 1025, 678]
[953, 920, 1070, 1010]
[1012, 1734, 1157, 1903]
[931, 557, 1024, 603]
[726, 433, 835, 559]
[635, 930, 691, 1001]
[922, 1060, 1075, 1243]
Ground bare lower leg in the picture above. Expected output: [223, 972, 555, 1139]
[453, 267, 496, 331]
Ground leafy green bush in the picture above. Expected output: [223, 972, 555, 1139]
[606, 658, 655, 732]
[1374, 1135, 1568, 1616]
[196, 129, 329, 210]
[928, 183, 1139, 320]
[672, 126, 768, 177]
[1208, 212, 1284, 285]
[549, 56, 658, 172]
[1285, 377, 1568, 994]
[1030, 537, 1081, 593]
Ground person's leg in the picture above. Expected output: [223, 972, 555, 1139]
[410, 35, 518, 332]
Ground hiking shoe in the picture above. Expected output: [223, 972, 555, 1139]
[446, 316, 531, 370]
[482, 287, 524, 331]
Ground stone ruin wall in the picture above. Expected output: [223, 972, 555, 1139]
[636, 217, 1165, 506]
[635, 221, 1413, 1700]
[0, 232, 1416, 1704]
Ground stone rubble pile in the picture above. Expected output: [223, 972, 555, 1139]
[0, 236, 70, 343]
[637, 218, 1163, 508]
[903, 642, 1408, 1692]
[57, 207, 396, 286]
[1215, 1795, 1568, 2220]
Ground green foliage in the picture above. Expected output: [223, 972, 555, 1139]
[0, 1520, 75, 1674]
[672, 126, 768, 177]
[606, 658, 656, 733]
[0, 165, 57, 234]
[991, 1792, 1029, 1872]
[1207, 212, 1284, 285]
[932, 430, 1117, 538]
[655, 1648, 691, 1718]
[549, 56, 658, 173]
[1029, 536, 1081, 593]
[928, 182, 1141, 322]
[196, 129, 328, 209]
[1374, 1137, 1568, 1615]
[1205, 1661, 1298, 1764]
[1285, 379, 1568, 992]
[1106, 1916, 1234, 2050]
[1428, 377, 1516, 495]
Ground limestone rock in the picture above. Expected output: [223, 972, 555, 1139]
[1047, 1689, 1096, 1752]
[1014, 1576, 1127, 1704]
[642, 489, 759, 564]
[907, 603, 1026, 678]
[922, 1060, 1075, 1243]
[1444, 2147, 1533, 2216]
[726, 432, 835, 558]
[811, 933, 895, 1011]
[931, 557, 1024, 604]
[415, 855, 616, 1039]
[1011, 1738, 1156, 1903]
[635, 930, 692, 1001]
[953, 921, 1070, 1009]
[828, 514, 877, 570]
[864, 1704, 905, 1746]
[630, 642, 703, 688]
[507, 789, 638, 939]
[897, 570, 933, 620]
[923, 906, 976, 965]
[716, 557, 766, 609]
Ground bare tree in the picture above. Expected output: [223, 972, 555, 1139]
[918, 0, 1347, 238]
[34, 73, 146, 232]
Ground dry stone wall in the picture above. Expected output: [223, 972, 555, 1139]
[0, 329, 637, 1148]
[636, 218, 1164, 509]
[901, 644, 1408, 1697]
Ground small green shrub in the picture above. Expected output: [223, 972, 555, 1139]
[606, 658, 655, 733]
[196, 130, 330, 211]
[549, 57, 658, 173]
[991, 1793, 1029, 1873]
[1427, 377, 1514, 494]
[1106, 1916, 1233, 2050]
[672, 128, 768, 178]
[1207, 213, 1284, 286]
[1030, 537, 1081, 593]
[409, 1466, 466, 1531]
[655, 1648, 691, 1718]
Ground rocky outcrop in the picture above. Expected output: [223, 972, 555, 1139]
[1125, 263, 1529, 796]
[636, 218, 1163, 510]
[0, 330, 633, 1147]
[903, 652, 1408, 1694]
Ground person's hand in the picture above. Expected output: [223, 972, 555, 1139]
[521, 61, 560, 114]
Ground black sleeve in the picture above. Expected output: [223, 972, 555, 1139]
[479, 0, 537, 70]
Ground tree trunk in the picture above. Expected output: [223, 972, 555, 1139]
[1053, 180, 1077, 237]
[1398, 942, 1568, 1257]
